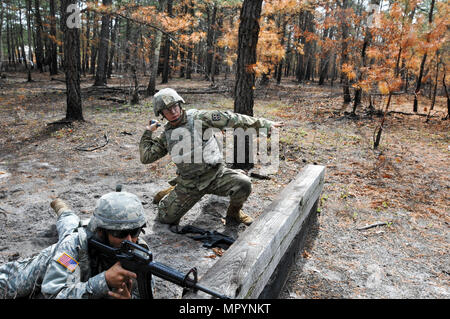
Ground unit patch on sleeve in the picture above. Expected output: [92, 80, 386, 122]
[56, 252, 79, 272]
[211, 113, 221, 121]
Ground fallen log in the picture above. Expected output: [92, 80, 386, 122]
[183, 164, 325, 299]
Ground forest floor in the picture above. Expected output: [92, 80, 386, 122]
[0, 71, 448, 299]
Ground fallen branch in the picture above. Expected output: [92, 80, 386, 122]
[0, 207, 8, 217]
[249, 171, 271, 180]
[46, 119, 74, 126]
[387, 110, 441, 118]
[50, 77, 66, 83]
[75, 133, 109, 152]
[356, 221, 391, 231]
[98, 96, 127, 104]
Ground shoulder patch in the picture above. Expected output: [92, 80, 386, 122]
[56, 252, 79, 272]
[211, 113, 221, 121]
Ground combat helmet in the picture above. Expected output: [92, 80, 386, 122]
[153, 88, 185, 117]
[87, 191, 147, 233]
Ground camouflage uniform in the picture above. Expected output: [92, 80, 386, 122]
[0, 192, 150, 299]
[140, 106, 274, 225]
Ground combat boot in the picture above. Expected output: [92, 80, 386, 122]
[50, 199, 70, 217]
[226, 204, 253, 226]
[153, 185, 176, 204]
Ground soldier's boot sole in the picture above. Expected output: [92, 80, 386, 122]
[50, 199, 70, 217]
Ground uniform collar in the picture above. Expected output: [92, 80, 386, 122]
[166, 109, 187, 129]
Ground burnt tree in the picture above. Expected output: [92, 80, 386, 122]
[61, 0, 83, 121]
[94, 0, 112, 86]
[234, 0, 263, 116]
[413, 0, 435, 112]
[233, 0, 263, 170]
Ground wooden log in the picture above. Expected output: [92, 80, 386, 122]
[183, 164, 325, 299]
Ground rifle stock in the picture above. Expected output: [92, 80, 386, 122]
[89, 238, 229, 299]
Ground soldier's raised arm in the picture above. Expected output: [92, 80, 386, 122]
[139, 127, 168, 164]
[195, 109, 282, 132]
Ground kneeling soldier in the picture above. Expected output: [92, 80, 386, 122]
[140, 88, 283, 226]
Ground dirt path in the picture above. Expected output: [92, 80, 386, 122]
[0, 72, 448, 299]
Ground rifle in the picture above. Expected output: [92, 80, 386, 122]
[89, 238, 229, 299]
[171, 225, 235, 250]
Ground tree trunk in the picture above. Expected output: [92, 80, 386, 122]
[49, 0, 58, 75]
[130, 16, 140, 104]
[353, 2, 376, 114]
[18, 10, 27, 66]
[374, 91, 392, 149]
[186, 44, 193, 79]
[295, 11, 305, 82]
[413, 0, 435, 112]
[61, 0, 83, 121]
[318, 25, 331, 86]
[0, 5, 4, 76]
[341, 0, 351, 103]
[34, 0, 44, 72]
[83, 10, 91, 75]
[233, 0, 263, 170]
[276, 16, 287, 85]
[147, 31, 163, 96]
[6, 13, 12, 66]
[234, 0, 263, 116]
[107, 17, 118, 78]
[426, 53, 439, 122]
[302, 11, 315, 82]
[124, 17, 130, 72]
[185, 1, 195, 80]
[205, 3, 217, 80]
[443, 71, 450, 119]
[94, 0, 112, 86]
[90, 13, 99, 75]
[161, 0, 173, 84]
[147, 0, 167, 96]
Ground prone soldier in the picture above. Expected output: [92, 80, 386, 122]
[0, 191, 152, 299]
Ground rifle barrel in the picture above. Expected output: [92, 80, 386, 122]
[193, 282, 230, 299]
[149, 261, 229, 299]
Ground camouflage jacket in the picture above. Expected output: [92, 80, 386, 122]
[139, 109, 274, 190]
[0, 213, 149, 299]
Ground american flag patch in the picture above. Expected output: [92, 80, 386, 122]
[56, 252, 79, 272]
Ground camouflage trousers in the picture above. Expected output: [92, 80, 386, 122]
[0, 211, 80, 299]
[157, 167, 252, 225]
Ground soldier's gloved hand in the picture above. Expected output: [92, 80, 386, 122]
[272, 121, 284, 128]
[105, 261, 137, 291]
[108, 279, 133, 299]
[146, 119, 161, 132]
[267, 121, 284, 137]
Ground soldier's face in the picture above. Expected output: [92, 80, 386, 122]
[162, 103, 181, 122]
[107, 233, 138, 248]
[103, 228, 141, 248]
